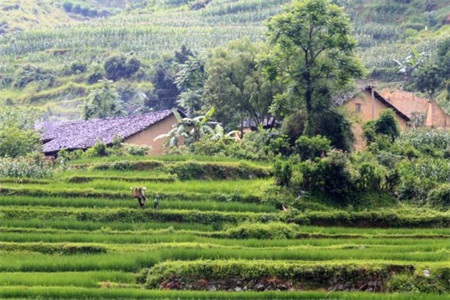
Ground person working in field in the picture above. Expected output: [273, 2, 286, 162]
[131, 185, 148, 209]
[153, 194, 160, 209]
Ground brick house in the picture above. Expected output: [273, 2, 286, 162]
[380, 89, 450, 129]
[40, 109, 183, 156]
[343, 86, 410, 151]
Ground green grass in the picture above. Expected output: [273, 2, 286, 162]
[0, 196, 276, 212]
[0, 287, 446, 300]
[70, 155, 270, 165]
[0, 271, 135, 287]
[0, 156, 449, 298]
[0, 178, 270, 196]
[0, 219, 214, 232]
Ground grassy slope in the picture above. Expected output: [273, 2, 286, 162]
[2, 0, 450, 119]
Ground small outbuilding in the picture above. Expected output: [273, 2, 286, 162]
[40, 109, 182, 156]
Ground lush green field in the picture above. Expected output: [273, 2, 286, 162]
[2, 0, 450, 117]
[0, 156, 448, 299]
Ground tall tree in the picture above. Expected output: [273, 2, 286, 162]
[175, 54, 206, 117]
[265, 0, 364, 136]
[203, 38, 279, 131]
[146, 46, 194, 111]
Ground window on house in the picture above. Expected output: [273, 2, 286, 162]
[355, 103, 362, 113]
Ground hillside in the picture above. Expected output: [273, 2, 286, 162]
[0, 156, 448, 298]
[1, 0, 450, 119]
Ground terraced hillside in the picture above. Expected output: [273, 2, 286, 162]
[0, 156, 449, 299]
[2, 0, 450, 118]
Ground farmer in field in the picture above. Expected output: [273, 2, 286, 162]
[153, 194, 160, 209]
[131, 185, 148, 209]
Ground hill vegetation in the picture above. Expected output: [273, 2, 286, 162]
[1, 0, 450, 119]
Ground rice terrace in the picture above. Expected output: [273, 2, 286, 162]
[0, 155, 448, 299]
[1, 0, 450, 299]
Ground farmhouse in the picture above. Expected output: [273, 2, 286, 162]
[40, 109, 182, 156]
[380, 89, 450, 129]
[343, 86, 450, 150]
[343, 86, 410, 151]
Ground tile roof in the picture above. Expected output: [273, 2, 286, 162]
[41, 109, 176, 154]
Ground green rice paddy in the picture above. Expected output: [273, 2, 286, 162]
[0, 157, 448, 299]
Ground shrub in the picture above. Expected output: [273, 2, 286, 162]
[299, 150, 356, 203]
[124, 144, 151, 156]
[374, 109, 400, 141]
[427, 184, 450, 211]
[104, 56, 141, 81]
[83, 142, 109, 158]
[225, 222, 298, 239]
[281, 110, 306, 145]
[62, 1, 73, 12]
[87, 70, 104, 84]
[363, 121, 377, 144]
[14, 65, 52, 89]
[267, 135, 292, 157]
[70, 62, 87, 74]
[355, 161, 386, 192]
[295, 135, 331, 161]
[0, 127, 41, 158]
[273, 159, 293, 187]
[389, 269, 450, 294]
[363, 109, 400, 144]
[0, 154, 53, 178]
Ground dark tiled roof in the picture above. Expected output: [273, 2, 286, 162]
[41, 109, 176, 154]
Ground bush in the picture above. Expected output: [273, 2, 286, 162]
[70, 62, 87, 74]
[225, 222, 298, 239]
[427, 184, 450, 211]
[389, 269, 450, 294]
[281, 110, 306, 145]
[14, 65, 53, 89]
[299, 150, 356, 203]
[104, 56, 141, 81]
[83, 142, 109, 158]
[375, 109, 400, 141]
[295, 135, 331, 161]
[0, 127, 41, 158]
[87, 69, 104, 84]
[355, 161, 386, 192]
[273, 159, 293, 187]
[62, 1, 73, 12]
[124, 144, 151, 156]
[0, 154, 53, 178]
[267, 135, 292, 157]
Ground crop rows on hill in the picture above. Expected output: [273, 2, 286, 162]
[0, 158, 448, 298]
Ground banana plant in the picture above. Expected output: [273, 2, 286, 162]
[154, 107, 216, 147]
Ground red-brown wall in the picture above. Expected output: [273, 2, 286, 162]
[344, 90, 408, 151]
[124, 115, 177, 156]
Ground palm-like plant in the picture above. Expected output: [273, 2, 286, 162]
[155, 107, 216, 147]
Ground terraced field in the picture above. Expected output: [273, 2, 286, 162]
[0, 157, 449, 299]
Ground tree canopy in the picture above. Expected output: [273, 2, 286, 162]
[203, 38, 279, 131]
[265, 0, 364, 136]
[0, 107, 42, 157]
[83, 80, 124, 120]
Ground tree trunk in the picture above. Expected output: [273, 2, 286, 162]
[303, 68, 314, 136]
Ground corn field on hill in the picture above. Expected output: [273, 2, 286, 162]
[1, 0, 450, 119]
